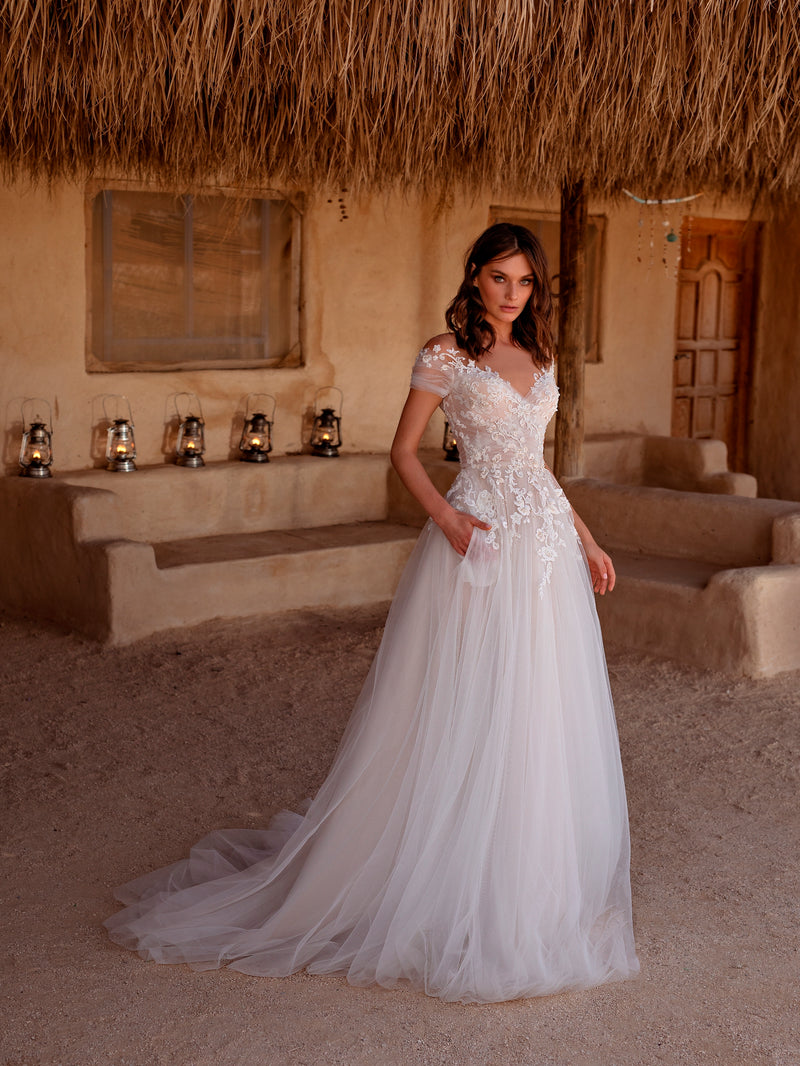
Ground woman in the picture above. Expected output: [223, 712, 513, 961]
[105, 223, 639, 1003]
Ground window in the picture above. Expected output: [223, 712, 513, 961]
[88, 190, 301, 371]
[489, 207, 604, 362]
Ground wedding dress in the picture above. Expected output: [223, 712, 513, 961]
[104, 344, 639, 1003]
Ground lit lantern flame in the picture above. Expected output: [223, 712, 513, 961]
[103, 400, 137, 472]
[310, 401, 342, 457]
[238, 397, 275, 463]
[175, 406, 205, 467]
[18, 404, 54, 478]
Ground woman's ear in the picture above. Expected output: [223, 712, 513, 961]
[470, 262, 478, 287]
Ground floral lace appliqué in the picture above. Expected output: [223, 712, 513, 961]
[415, 346, 578, 596]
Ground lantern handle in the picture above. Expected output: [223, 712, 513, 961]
[244, 392, 276, 421]
[174, 391, 204, 421]
[20, 397, 53, 431]
[313, 386, 343, 416]
[102, 394, 134, 425]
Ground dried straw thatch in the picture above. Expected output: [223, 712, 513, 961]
[2, 0, 800, 199]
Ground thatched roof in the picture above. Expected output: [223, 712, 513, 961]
[2, 1, 799, 200]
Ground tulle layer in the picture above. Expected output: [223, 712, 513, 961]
[105, 517, 639, 1003]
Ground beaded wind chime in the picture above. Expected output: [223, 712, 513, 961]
[623, 189, 703, 277]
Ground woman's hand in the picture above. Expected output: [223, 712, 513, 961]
[568, 505, 616, 595]
[436, 508, 492, 556]
[583, 541, 616, 595]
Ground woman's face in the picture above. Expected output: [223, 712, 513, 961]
[474, 252, 535, 331]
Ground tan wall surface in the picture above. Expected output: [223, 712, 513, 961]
[0, 178, 780, 485]
[0, 180, 427, 470]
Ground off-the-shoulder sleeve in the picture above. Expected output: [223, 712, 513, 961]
[410, 347, 455, 398]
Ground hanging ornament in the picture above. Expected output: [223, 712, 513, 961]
[623, 190, 702, 273]
[672, 202, 685, 279]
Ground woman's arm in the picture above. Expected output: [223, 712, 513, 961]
[543, 460, 615, 595]
[570, 507, 616, 596]
[390, 389, 491, 556]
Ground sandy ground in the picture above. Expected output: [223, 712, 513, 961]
[1, 603, 799, 1066]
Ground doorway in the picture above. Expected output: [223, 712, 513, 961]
[672, 218, 759, 471]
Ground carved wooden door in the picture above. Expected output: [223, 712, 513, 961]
[672, 219, 759, 471]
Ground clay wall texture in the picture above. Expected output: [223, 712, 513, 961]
[1, 179, 796, 499]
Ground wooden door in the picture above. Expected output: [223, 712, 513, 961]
[672, 219, 759, 471]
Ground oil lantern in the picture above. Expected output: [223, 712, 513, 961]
[239, 394, 276, 463]
[310, 387, 343, 458]
[18, 399, 54, 478]
[442, 421, 460, 462]
[175, 393, 206, 468]
[103, 396, 137, 472]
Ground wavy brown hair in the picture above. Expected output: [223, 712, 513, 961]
[445, 223, 554, 368]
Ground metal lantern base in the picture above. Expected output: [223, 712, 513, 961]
[240, 451, 270, 463]
[20, 464, 52, 478]
[107, 458, 136, 472]
[176, 454, 205, 468]
[311, 444, 340, 457]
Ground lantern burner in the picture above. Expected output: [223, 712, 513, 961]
[19, 402, 54, 479]
[239, 394, 276, 463]
[310, 388, 343, 458]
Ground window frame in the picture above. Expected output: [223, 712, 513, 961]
[85, 181, 303, 373]
[488, 206, 605, 363]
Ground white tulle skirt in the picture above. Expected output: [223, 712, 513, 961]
[105, 516, 639, 1003]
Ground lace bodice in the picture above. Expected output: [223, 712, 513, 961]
[411, 345, 577, 593]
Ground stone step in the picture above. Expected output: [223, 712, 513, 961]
[594, 549, 800, 677]
[105, 520, 421, 644]
[611, 549, 726, 589]
[153, 521, 419, 569]
[564, 477, 800, 568]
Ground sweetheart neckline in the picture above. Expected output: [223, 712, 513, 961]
[471, 360, 551, 401]
[419, 346, 554, 402]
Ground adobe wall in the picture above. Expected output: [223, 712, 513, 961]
[0, 179, 429, 470]
[0, 178, 776, 482]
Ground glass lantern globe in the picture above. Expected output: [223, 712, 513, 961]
[442, 421, 460, 462]
[173, 393, 206, 468]
[19, 420, 53, 478]
[176, 414, 206, 467]
[239, 394, 276, 463]
[106, 418, 137, 472]
[103, 395, 137, 472]
[310, 387, 343, 458]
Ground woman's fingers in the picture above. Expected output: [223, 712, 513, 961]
[605, 556, 616, 592]
[463, 514, 492, 533]
[445, 511, 491, 555]
[592, 552, 615, 595]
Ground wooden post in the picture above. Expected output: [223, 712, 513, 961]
[554, 178, 587, 480]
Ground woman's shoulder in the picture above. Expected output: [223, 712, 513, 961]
[410, 334, 471, 398]
[418, 333, 470, 365]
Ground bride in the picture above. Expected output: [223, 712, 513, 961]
[105, 223, 639, 1003]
